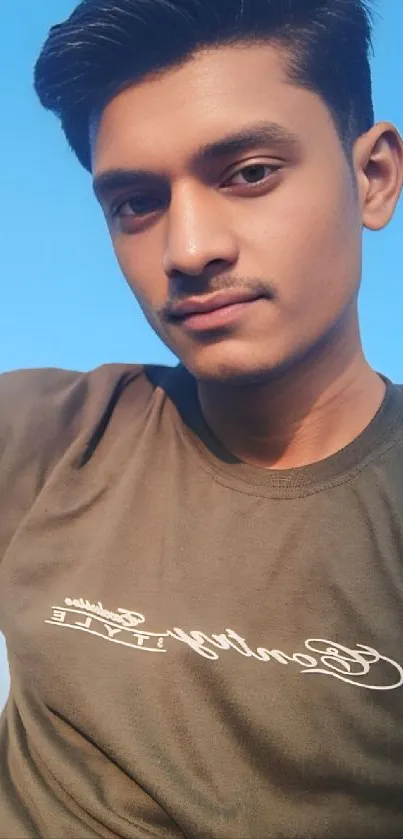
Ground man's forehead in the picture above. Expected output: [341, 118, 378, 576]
[90, 43, 292, 142]
[93, 40, 290, 108]
[90, 43, 322, 176]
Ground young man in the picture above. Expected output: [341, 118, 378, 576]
[1, 0, 402, 836]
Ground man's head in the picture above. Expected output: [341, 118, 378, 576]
[35, 1, 403, 385]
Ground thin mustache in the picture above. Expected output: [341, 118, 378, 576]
[159, 279, 276, 322]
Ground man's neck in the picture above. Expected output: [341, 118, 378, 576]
[196, 330, 386, 471]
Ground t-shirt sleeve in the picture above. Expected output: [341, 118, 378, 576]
[0, 368, 88, 564]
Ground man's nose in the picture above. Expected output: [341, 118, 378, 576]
[162, 180, 239, 280]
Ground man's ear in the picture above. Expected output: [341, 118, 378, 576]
[353, 122, 403, 231]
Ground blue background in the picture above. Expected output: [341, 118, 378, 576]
[1, 1, 402, 706]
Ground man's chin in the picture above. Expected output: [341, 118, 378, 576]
[176, 336, 312, 387]
[182, 356, 288, 389]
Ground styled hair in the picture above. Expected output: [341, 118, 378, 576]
[34, 0, 375, 172]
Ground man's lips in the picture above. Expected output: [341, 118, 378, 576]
[169, 289, 266, 320]
[167, 290, 269, 333]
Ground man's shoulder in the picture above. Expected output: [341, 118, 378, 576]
[0, 362, 172, 451]
[0, 362, 145, 399]
[0, 362, 155, 414]
[0, 365, 84, 442]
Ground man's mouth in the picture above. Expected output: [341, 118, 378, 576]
[169, 290, 267, 333]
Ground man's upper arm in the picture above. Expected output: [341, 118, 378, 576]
[0, 368, 87, 563]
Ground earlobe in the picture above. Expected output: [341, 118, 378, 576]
[357, 122, 403, 231]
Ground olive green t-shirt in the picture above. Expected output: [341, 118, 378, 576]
[1, 362, 403, 839]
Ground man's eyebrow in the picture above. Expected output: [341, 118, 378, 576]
[93, 168, 162, 201]
[93, 121, 299, 200]
[192, 121, 300, 166]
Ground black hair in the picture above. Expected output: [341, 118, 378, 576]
[34, 0, 375, 171]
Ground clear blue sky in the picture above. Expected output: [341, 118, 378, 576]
[0, 2, 402, 705]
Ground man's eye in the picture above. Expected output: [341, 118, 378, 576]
[110, 163, 280, 221]
[112, 194, 160, 218]
[225, 163, 280, 187]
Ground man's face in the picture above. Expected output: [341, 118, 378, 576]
[92, 43, 363, 384]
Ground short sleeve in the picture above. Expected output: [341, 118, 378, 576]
[0, 368, 87, 564]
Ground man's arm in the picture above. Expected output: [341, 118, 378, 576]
[0, 367, 87, 565]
